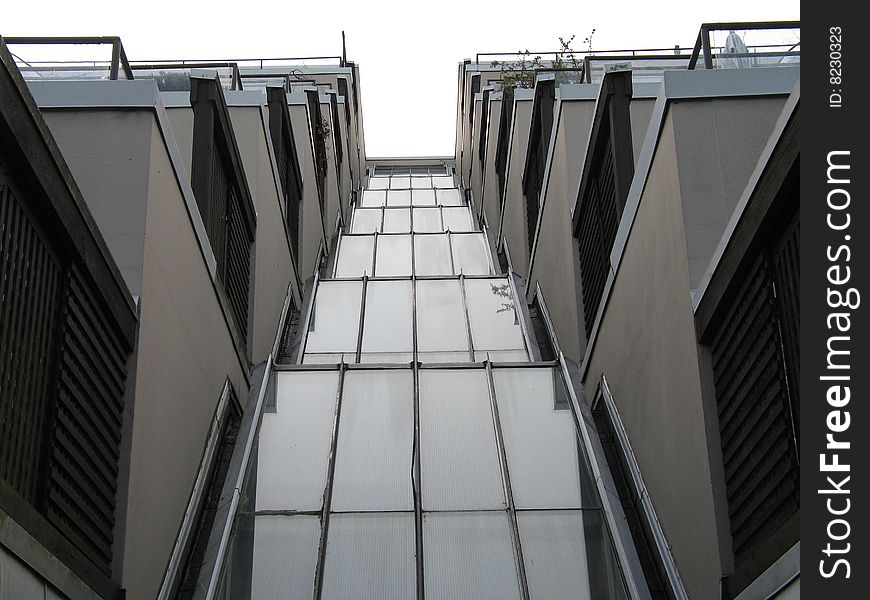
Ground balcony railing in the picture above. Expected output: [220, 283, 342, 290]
[4, 36, 133, 80]
[688, 21, 800, 70]
[130, 61, 242, 90]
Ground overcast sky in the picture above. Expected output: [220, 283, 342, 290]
[4, 0, 799, 157]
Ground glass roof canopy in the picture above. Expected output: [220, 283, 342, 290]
[191, 168, 643, 599]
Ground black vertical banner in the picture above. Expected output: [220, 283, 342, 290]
[802, 6, 869, 598]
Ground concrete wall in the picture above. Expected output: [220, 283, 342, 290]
[165, 106, 193, 177]
[583, 111, 722, 600]
[228, 105, 295, 363]
[527, 99, 595, 363]
[629, 98, 655, 164]
[499, 98, 533, 277]
[480, 96, 502, 230]
[120, 118, 249, 600]
[42, 110, 151, 296]
[289, 101, 325, 279]
[671, 96, 787, 287]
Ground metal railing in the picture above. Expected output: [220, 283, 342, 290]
[4, 36, 133, 80]
[688, 21, 800, 70]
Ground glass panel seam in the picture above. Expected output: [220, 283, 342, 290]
[413, 361, 424, 600]
[485, 361, 531, 600]
[446, 232, 458, 276]
[354, 277, 368, 363]
[458, 275, 475, 361]
[313, 363, 347, 600]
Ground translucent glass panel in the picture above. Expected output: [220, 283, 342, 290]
[387, 190, 411, 206]
[493, 368, 594, 508]
[255, 372, 339, 510]
[423, 512, 521, 600]
[332, 370, 414, 511]
[361, 189, 386, 206]
[419, 370, 504, 509]
[305, 281, 362, 356]
[335, 235, 374, 277]
[412, 208, 441, 232]
[414, 234, 453, 276]
[367, 177, 389, 190]
[323, 513, 416, 598]
[415, 280, 470, 357]
[443, 206, 474, 232]
[412, 189, 436, 206]
[375, 235, 412, 276]
[517, 511, 628, 600]
[432, 175, 455, 188]
[451, 233, 491, 275]
[351, 208, 382, 233]
[411, 176, 431, 189]
[464, 278, 527, 358]
[362, 281, 413, 360]
[246, 515, 320, 599]
[390, 176, 411, 189]
[436, 188, 463, 206]
[383, 208, 411, 233]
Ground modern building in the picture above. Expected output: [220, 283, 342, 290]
[1, 22, 799, 600]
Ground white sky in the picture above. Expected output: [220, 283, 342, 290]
[4, 0, 799, 157]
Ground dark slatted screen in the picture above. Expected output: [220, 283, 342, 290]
[267, 88, 303, 267]
[522, 81, 555, 254]
[1, 162, 130, 579]
[572, 71, 634, 339]
[306, 89, 327, 219]
[494, 88, 513, 210]
[47, 264, 127, 573]
[191, 78, 256, 347]
[576, 138, 620, 339]
[0, 177, 63, 503]
[478, 89, 491, 161]
[329, 93, 343, 167]
[709, 213, 799, 571]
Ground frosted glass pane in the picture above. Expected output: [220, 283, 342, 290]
[517, 511, 628, 600]
[323, 513, 416, 599]
[411, 176, 432, 189]
[255, 372, 338, 510]
[387, 190, 411, 206]
[413, 234, 453, 276]
[436, 188, 463, 206]
[375, 234, 412, 276]
[432, 175, 455, 188]
[412, 208, 442, 233]
[423, 512, 521, 600]
[493, 368, 591, 508]
[383, 208, 411, 233]
[305, 281, 362, 354]
[361, 190, 386, 206]
[335, 236, 374, 277]
[362, 281, 413, 354]
[464, 278, 526, 353]
[367, 177, 389, 190]
[390, 176, 411, 189]
[412, 189, 436, 206]
[443, 207, 474, 231]
[245, 515, 320, 599]
[417, 351, 472, 363]
[332, 370, 414, 510]
[416, 280, 469, 353]
[352, 208, 382, 233]
[419, 370, 504, 509]
[474, 350, 529, 362]
[451, 233, 490, 275]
